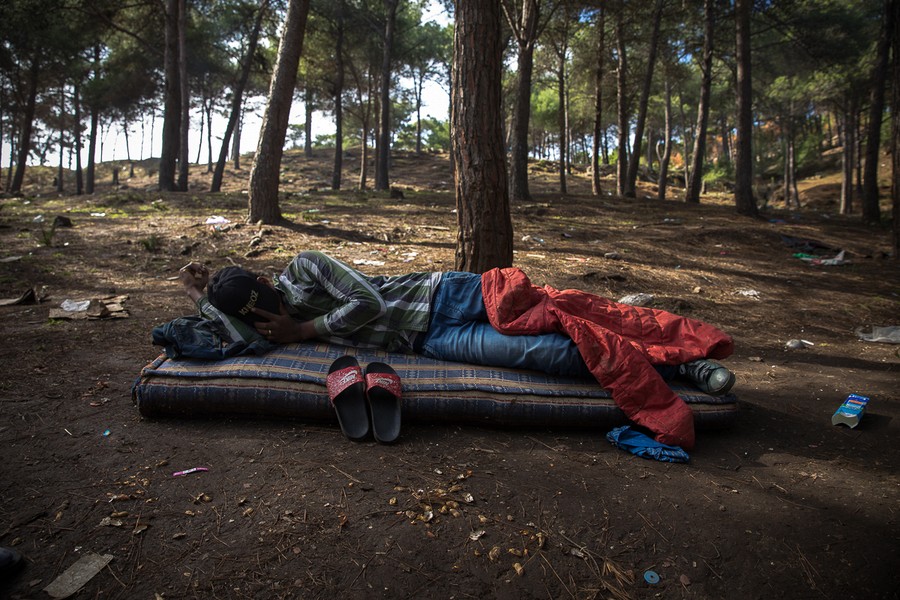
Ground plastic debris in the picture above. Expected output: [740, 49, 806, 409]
[737, 289, 760, 298]
[44, 552, 113, 599]
[173, 467, 209, 477]
[856, 326, 900, 344]
[49, 295, 129, 320]
[785, 339, 814, 350]
[618, 293, 654, 306]
[60, 299, 91, 312]
[644, 570, 660, 584]
[794, 249, 848, 266]
[832, 393, 870, 428]
[205, 215, 230, 225]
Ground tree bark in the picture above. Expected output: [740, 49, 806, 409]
[9, 59, 40, 195]
[247, 0, 311, 223]
[614, 6, 628, 197]
[861, 0, 894, 223]
[233, 114, 242, 168]
[657, 78, 673, 201]
[685, 0, 713, 204]
[451, 0, 512, 272]
[205, 97, 213, 171]
[733, 0, 757, 216]
[591, 6, 605, 196]
[211, 0, 269, 193]
[159, 0, 181, 191]
[74, 83, 83, 195]
[374, 0, 398, 191]
[624, 0, 663, 198]
[57, 86, 65, 193]
[331, 2, 345, 191]
[177, 0, 190, 191]
[891, 0, 899, 259]
[557, 46, 567, 194]
[304, 88, 314, 158]
[85, 100, 99, 194]
[840, 98, 856, 214]
[504, 0, 540, 204]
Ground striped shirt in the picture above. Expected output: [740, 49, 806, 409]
[274, 251, 442, 352]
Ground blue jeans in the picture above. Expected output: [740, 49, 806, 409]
[417, 272, 678, 381]
[418, 272, 593, 377]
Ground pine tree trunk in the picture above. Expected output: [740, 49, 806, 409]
[375, 0, 398, 191]
[332, 4, 345, 191]
[74, 84, 83, 195]
[304, 90, 313, 158]
[451, 0, 512, 272]
[733, 0, 757, 216]
[686, 0, 713, 204]
[177, 0, 190, 191]
[615, 7, 628, 197]
[159, 0, 181, 192]
[506, 0, 539, 204]
[840, 100, 855, 214]
[9, 60, 39, 194]
[657, 78, 673, 201]
[557, 53, 567, 195]
[625, 0, 663, 198]
[211, 0, 267, 192]
[891, 0, 899, 259]
[57, 86, 65, 193]
[591, 7, 605, 196]
[85, 103, 98, 194]
[862, 0, 893, 223]
[247, 0, 310, 223]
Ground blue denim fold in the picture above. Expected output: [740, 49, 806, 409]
[418, 272, 593, 377]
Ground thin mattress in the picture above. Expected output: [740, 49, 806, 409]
[132, 342, 738, 429]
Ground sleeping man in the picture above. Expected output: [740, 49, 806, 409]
[176, 251, 735, 448]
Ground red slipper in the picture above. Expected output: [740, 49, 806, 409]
[365, 362, 402, 443]
[326, 356, 369, 441]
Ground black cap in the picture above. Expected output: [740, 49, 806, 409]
[207, 266, 281, 324]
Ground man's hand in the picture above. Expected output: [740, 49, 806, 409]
[179, 262, 209, 301]
[252, 304, 316, 344]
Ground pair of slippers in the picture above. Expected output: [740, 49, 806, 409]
[325, 356, 402, 443]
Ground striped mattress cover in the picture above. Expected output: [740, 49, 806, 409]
[132, 342, 738, 429]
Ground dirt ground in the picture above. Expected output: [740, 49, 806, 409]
[0, 151, 898, 600]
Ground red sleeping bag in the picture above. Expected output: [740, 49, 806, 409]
[481, 268, 734, 449]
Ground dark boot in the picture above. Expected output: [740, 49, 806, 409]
[678, 359, 735, 395]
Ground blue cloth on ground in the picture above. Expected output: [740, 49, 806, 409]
[606, 425, 690, 463]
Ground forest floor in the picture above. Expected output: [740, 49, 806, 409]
[0, 150, 898, 600]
